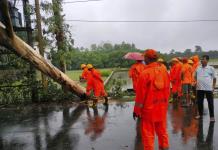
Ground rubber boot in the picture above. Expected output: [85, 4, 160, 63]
[103, 96, 108, 106]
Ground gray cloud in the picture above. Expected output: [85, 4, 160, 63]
[17, 0, 218, 53]
[62, 0, 218, 53]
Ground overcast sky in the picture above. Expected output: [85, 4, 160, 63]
[61, 0, 218, 53]
[15, 0, 218, 53]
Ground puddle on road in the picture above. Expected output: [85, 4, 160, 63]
[0, 100, 217, 150]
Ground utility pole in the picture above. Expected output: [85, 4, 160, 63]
[35, 0, 48, 89]
[22, 0, 38, 102]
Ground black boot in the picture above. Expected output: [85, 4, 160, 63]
[103, 96, 108, 105]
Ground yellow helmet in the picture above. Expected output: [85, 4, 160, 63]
[157, 58, 164, 62]
[188, 59, 194, 64]
[80, 64, 86, 69]
[87, 64, 93, 69]
[171, 58, 179, 62]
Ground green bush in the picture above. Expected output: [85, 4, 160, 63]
[110, 78, 127, 98]
[101, 70, 112, 77]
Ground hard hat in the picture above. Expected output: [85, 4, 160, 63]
[142, 49, 158, 59]
[87, 64, 93, 69]
[80, 64, 86, 69]
[188, 59, 194, 64]
[157, 58, 164, 62]
[192, 55, 199, 63]
[171, 58, 178, 62]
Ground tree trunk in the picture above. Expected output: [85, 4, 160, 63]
[22, 0, 38, 101]
[34, 0, 48, 89]
[51, 0, 66, 73]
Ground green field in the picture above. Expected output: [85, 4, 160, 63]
[35, 68, 113, 87]
[210, 58, 218, 63]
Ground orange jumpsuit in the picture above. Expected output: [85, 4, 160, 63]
[134, 62, 170, 150]
[191, 56, 199, 85]
[182, 63, 192, 85]
[129, 62, 145, 91]
[86, 69, 107, 97]
[81, 67, 91, 81]
[170, 62, 182, 95]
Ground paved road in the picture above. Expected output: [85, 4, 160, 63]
[0, 100, 217, 150]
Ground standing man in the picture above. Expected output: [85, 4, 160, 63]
[195, 55, 216, 122]
[170, 58, 182, 101]
[129, 60, 145, 92]
[181, 58, 193, 106]
[133, 49, 170, 150]
[191, 55, 200, 101]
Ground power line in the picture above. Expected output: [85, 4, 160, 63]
[63, 0, 103, 4]
[15, 0, 103, 6]
[65, 19, 218, 23]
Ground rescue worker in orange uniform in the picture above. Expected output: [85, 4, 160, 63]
[191, 55, 200, 73]
[86, 64, 108, 107]
[188, 59, 196, 104]
[181, 58, 193, 107]
[191, 55, 200, 102]
[133, 49, 170, 150]
[177, 58, 183, 98]
[170, 58, 182, 101]
[129, 60, 145, 92]
[80, 64, 91, 82]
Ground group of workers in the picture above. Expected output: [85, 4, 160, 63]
[79, 49, 216, 150]
[129, 54, 200, 106]
[80, 64, 108, 107]
[130, 49, 216, 150]
[169, 56, 199, 106]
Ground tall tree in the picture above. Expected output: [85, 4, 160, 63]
[41, 0, 73, 73]
[22, 0, 38, 101]
[35, 0, 48, 89]
[195, 45, 203, 53]
[52, 0, 65, 73]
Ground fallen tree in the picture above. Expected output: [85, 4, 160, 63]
[0, 0, 86, 99]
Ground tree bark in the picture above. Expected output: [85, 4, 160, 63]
[35, 0, 48, 89]
[51, 0, 66, 73]
[22, 0, 38, 102]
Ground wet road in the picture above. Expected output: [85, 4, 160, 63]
[0, 100, 217, 150]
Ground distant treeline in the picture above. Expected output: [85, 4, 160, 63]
[50, 43, 218, 70]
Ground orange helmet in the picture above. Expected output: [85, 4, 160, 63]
[143, 49, 158, 59]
